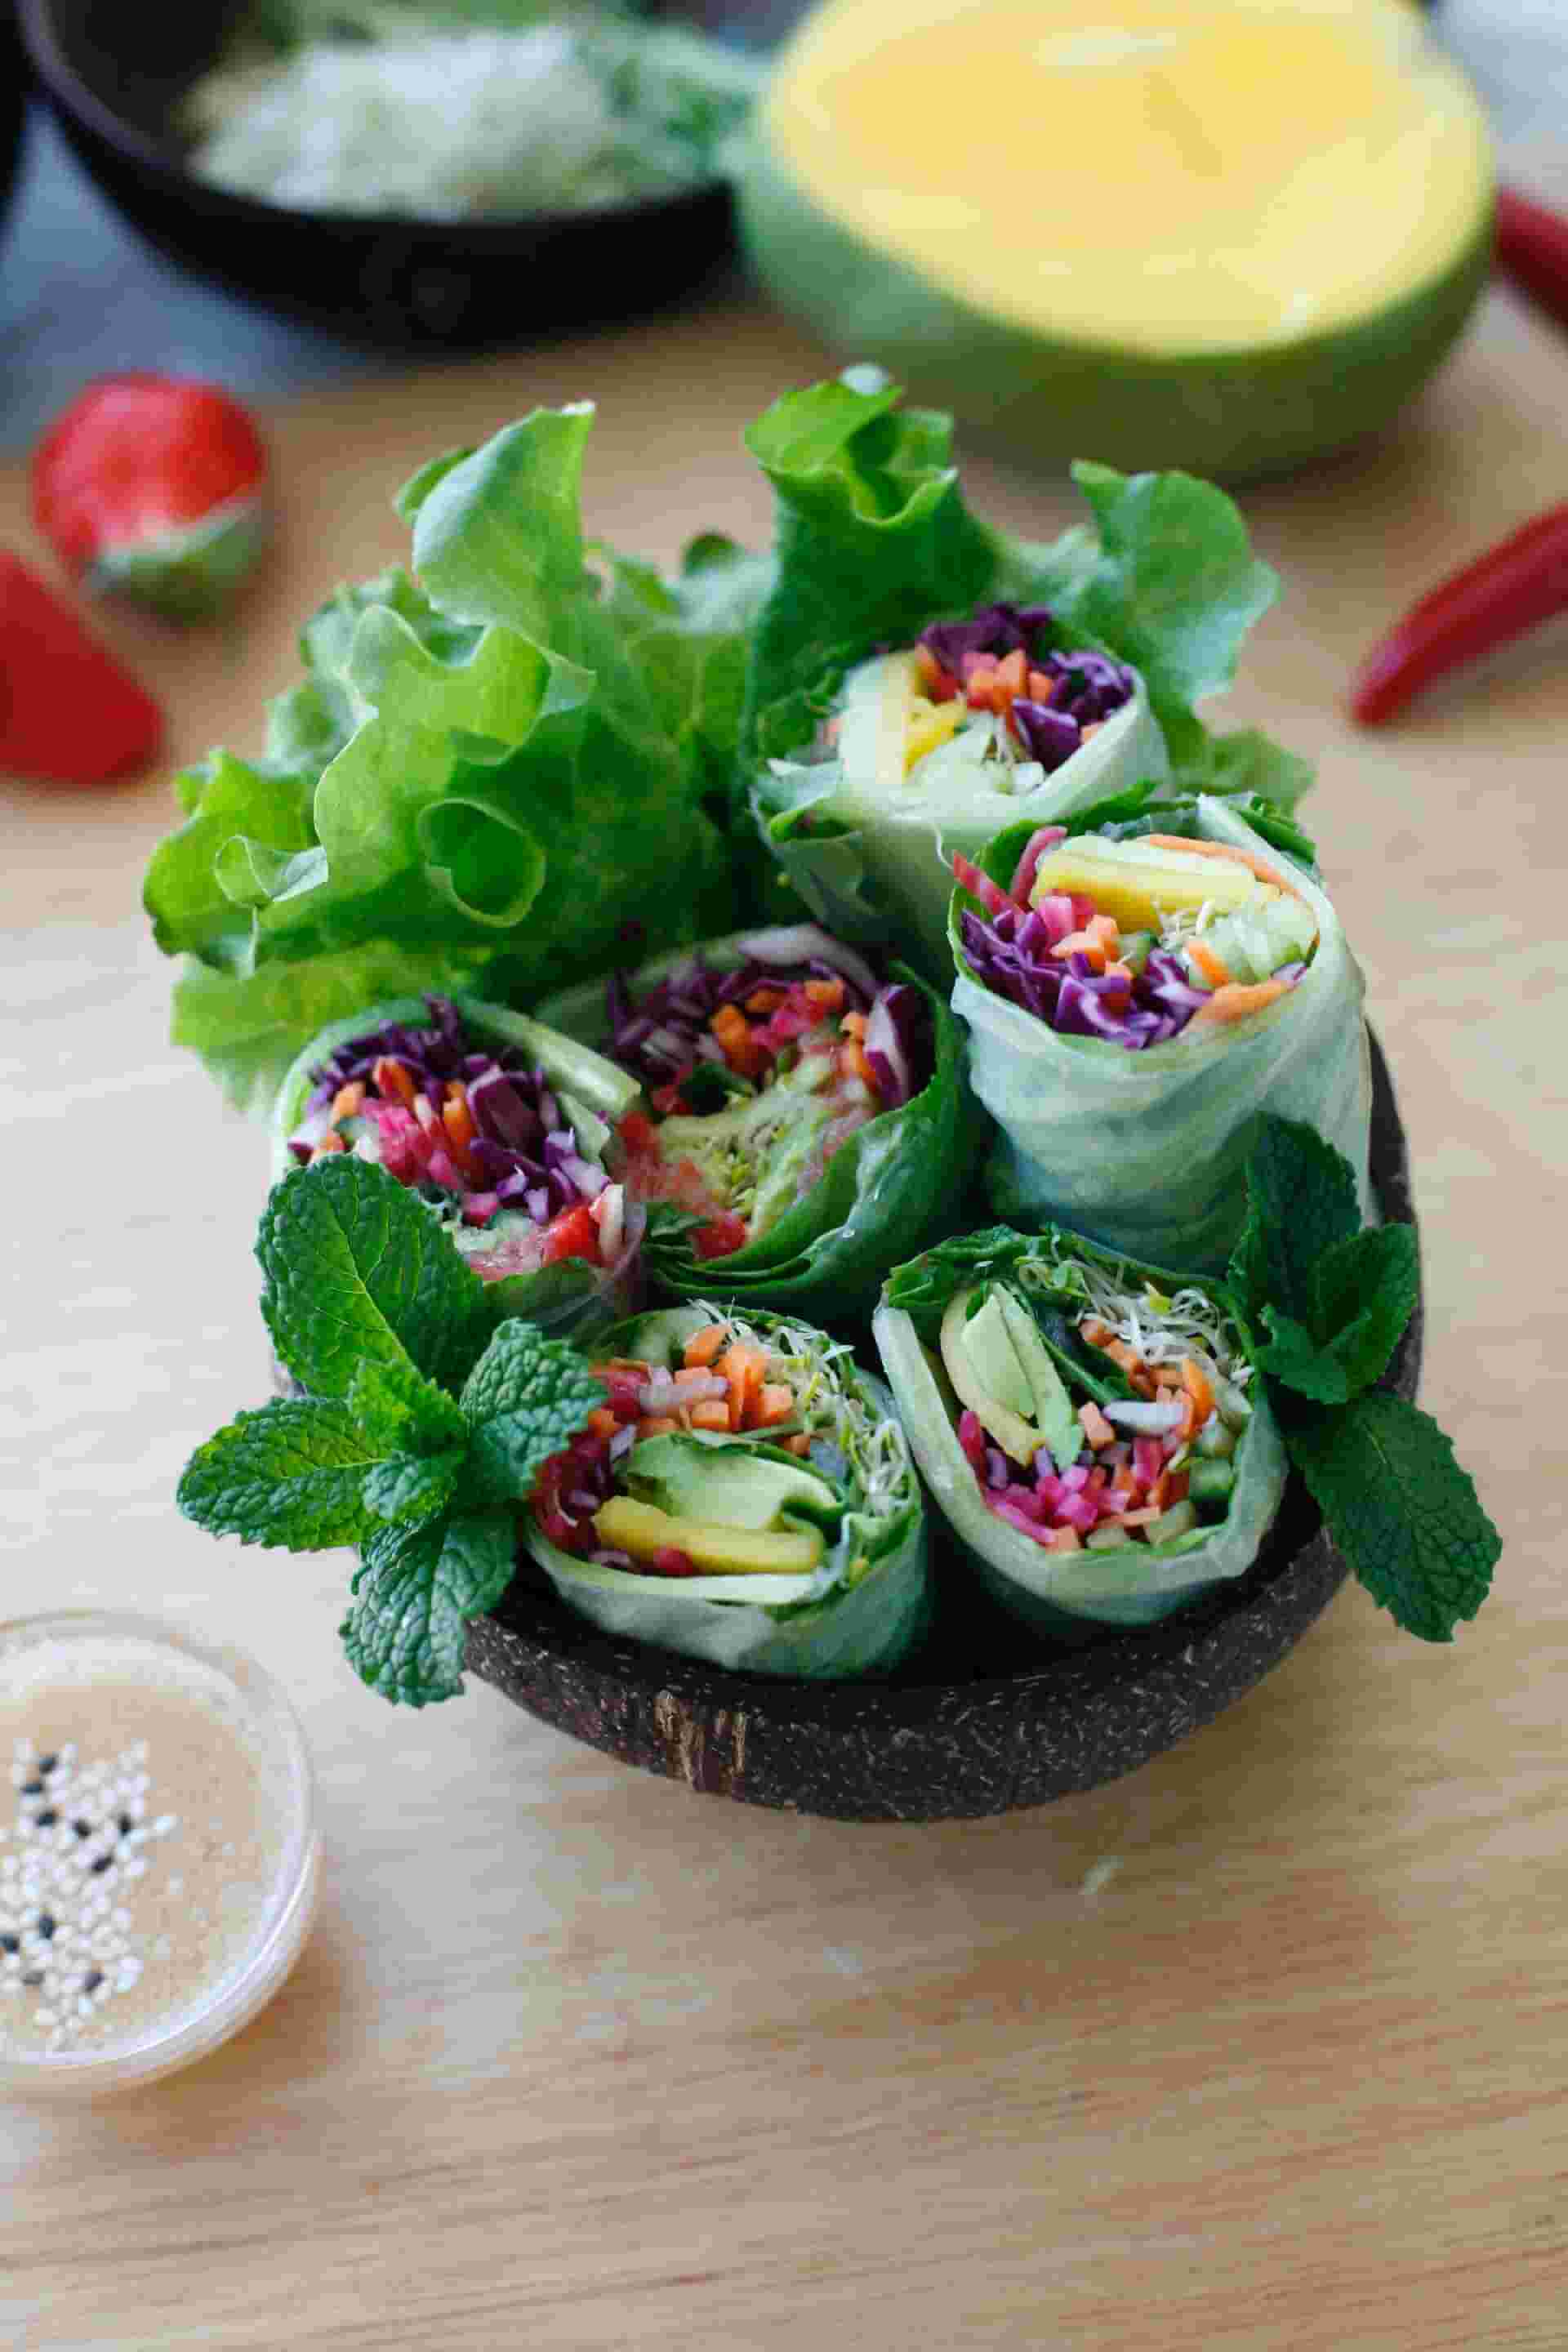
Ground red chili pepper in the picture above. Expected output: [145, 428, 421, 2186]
[1349, 502, 1568, 727]
[31, 373, 269, 623]
[1493, 185, 1568, 335]
[0, 550, 164, 785]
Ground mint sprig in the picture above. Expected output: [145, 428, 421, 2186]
[177, 1158, 606, 1704]
[1229, 1119, 1499, 1642]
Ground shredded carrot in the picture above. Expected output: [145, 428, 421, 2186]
[309, 1132, 346, 1160]
[745, 987, 785, 1016]
[586, 1408, 618, 1441]
[994, 648, 1027, 706]
[1079, 1399, 1116, 1450]
[1149, 1470, 1174, 1513]
[718, 1343, 767, 1430]
[840, 1009, 868, 1040]
[756, 1384, 795, 1427]
[710, 1001, 768, 1076]
[1051, 929, 1108, 971]
[372, 1056, 417, 1108]
[804, 976, 844, 1013]
[1086, 912, 1120, 956]
[1045, 1525, 1082, 1552]
[840, 1036, 878, 1090]
[1181, 1356, 1215, 1423]
[441, 1089, 477, 1157]
[637, 1415, 680, 1441]
[673, 1365, 719, 1388]
[1140, 834, 1307, 903]
[1193, 977, 1290, 1025]
[1108, 1507, 1160, 1528]
[330, 1080, 366, 1124]
[1027, 667, 1054, 703]
[781, 1433, 813, 1457]
[682, 1324, 730, 1369]
[1102, 961, 1134, 991]
[1080, 721, 1102, 741]
[1080, 1318, 1113, 1348]
[689, 1400, 732, 1432]
[1188, 938, 1233, 991]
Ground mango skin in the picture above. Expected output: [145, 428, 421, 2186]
[735, 135, 1494, 485]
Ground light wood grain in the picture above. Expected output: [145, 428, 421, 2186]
[2, 287, 1565, 2352]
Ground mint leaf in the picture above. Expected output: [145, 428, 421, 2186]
[362, 1450, 465, 1525]
[1285, 1392, 1500, 1643]
[1254, 1310, 1352, 1405]
[460, 1320, 606, 1506]
[1311, 1224, 1419, 1397]
[258, 1156, 487, 1402]
[177, 1401, 377, 1551]
[340, 1511, 517, 1705]
[1230, 1118, 1361, 1330]
[348, 1354, 467, 1457]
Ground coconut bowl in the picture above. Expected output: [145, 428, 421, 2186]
[467, 1030, 1421, 1820]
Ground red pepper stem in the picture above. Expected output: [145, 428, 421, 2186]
[1350, 502, 1568, 726]
[1494, 185, 1568, 335]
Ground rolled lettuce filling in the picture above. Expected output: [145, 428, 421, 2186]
[273, 994, 644, 1334]
[873, 1227, 1287, 1633]
[538, 924, 981, 1313]
[755, 599, 1168, 979]
[950, 795, 1372, 1271]
[521, 1303, 932, 1677]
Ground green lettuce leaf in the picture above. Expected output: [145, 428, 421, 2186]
[145, 406, 760, 1111]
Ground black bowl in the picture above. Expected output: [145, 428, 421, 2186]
[2, 3, 30, 234]
[469, 1030, 1422, 1821]
[16, 0, 751, 347]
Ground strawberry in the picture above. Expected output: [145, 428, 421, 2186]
[32, 373, 269, 622]
[0, 550, 163, 785]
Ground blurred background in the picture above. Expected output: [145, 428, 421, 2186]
[2, 0, 1564, 453]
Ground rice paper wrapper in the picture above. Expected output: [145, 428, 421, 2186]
[520, 1305, 933, 1678]
[538, 933, 983, 1317]
[872, 1233, 1289, 1634]
[954, 797, 1372, 1272]
[755, 660, 1169, 985]
[270, 994, 644, 1346]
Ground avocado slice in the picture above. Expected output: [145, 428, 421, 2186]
[625, 1432, 841, 1530]
[594, 1496, 826, 1575]
[938, 1286, 1040, 1467]
[994, 1288, 1082, 1473]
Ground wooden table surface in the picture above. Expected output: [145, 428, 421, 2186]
[2, 291, 1564, 2350]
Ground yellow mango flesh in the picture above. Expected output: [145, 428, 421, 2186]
[764, 0, 1491, 355]
[1030, 846, 1262, 933]
[594, 1496, 825, 1576]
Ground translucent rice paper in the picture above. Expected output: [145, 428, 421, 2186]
[873, 1228, 1289, 1633]
[521, 1305, 933, 1677]
[757, 652, 1169, 983]
[539, 933, 982, 1316]
[952, 797, 1372, 1272]
[270, 994, 644, 1345]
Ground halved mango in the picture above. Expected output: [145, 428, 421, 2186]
[594, 1496, 825, 1575]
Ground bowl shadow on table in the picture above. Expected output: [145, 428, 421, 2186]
[470, 1028, 1420, 1825]
[16, 0, 760, 350]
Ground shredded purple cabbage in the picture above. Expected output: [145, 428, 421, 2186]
[917, 601, 1055, 675]
[604, 929, 931, 1111]
[291, 995, 605, 1225]
[961, 905, 1305, 1053]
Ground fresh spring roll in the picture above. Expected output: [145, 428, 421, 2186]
[755, 599, 1169, 981]
[537, 924, 982, 1316]
[520, 1303, 933, 1677]
[873, 1225, 1287, 1633]
[272, 994, 645, 1340]
[950, 794, 1371, 1272]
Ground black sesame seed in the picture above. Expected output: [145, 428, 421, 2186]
[118, 1814, 134, 1836]
[90, 1856, 113, 1875]
[20, 1972, 42, 1988]
[38, 1754, 57, 1775]
[74, 1820, 92, 1838]
[83, 1971, 105, 1995]
[36, 1915, 55, 1940]
[20, 1780, 42, 1796]
[36, 1810, 57, 1829]
[0, 1935, 18, 1954]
